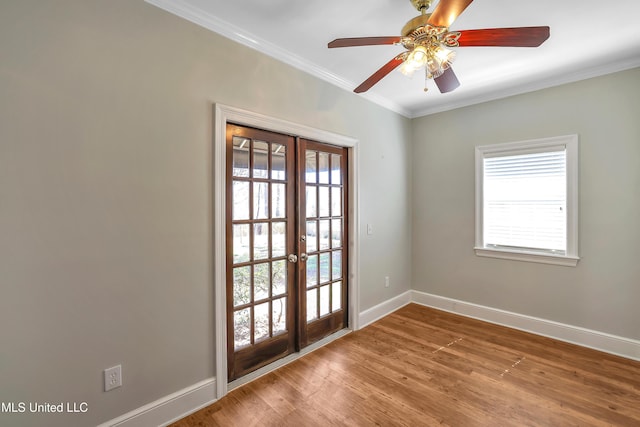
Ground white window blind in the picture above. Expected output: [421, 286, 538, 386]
[475, 135, 579, 266]
[483, 147, 567, 254]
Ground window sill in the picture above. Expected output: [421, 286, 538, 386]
[474, 247, 580, 267]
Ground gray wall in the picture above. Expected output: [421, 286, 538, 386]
[412, 67, 640, 340]
[0, 1, 412, 426]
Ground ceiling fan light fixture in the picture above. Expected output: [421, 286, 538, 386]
[433, 45, 455, 68]
[399, 61, 417, 77]
[400, 43, 456, 80]
[435, 45, 453, 60]
[409, 45, 428, 64]
[400, 45, 429, 76]
[427, 56, 446, 78]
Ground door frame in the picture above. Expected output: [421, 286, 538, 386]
[213, 103, 360, 399]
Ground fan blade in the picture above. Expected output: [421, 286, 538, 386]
[328, 37, 402, 48]
[428, 0, 474, 28]
[457, 27, 550, 47]
[434, 67, 460, 93]
[354, 54, 405, 93]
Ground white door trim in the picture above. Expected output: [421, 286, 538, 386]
[213, 104, 360, 399]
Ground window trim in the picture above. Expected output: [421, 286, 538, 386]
[474, 135, 579, 267]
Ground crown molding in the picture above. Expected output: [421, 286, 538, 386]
[145, 0, 412, 117]
[410, 54, 640, 117]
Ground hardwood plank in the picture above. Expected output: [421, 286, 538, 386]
[171, 304, 640, 426]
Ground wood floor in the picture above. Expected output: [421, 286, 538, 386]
[171, 304, 640, 426]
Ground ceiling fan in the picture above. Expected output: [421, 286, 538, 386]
[328, 0, 550, 94]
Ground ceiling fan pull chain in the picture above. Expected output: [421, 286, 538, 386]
[424, 69, 429, 92]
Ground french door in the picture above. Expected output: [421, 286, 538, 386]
[226, 123, 348, 381]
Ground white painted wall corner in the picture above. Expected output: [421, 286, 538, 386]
[358, 290, 413, 328]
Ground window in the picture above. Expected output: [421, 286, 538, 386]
[475, 135, 579, 266]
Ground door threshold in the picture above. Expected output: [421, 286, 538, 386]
[228, 328, 352, 392]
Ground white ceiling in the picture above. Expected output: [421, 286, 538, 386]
[147, 0, 640, 118]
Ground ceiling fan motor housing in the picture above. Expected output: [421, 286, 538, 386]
[402, 14, 433, 37]
[401, 14, 460, 50]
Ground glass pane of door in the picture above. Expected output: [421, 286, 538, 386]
[227, 124, 295, 381]
[300, 140, 348, 346]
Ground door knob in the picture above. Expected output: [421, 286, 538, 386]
[300, 253, 308, 262]
[288, 254, 298, 263]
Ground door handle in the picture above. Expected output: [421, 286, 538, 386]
[288, 254, 307, 263]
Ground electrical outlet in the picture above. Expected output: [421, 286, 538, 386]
[104, 365, 122, 392]
[384, 276, 390, 288]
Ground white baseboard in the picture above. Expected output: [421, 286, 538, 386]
[103, 290, 639, 427]
[358, 290, 412, 328]
[411, 290, 640, 362]
[97, 378, 217, 427]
